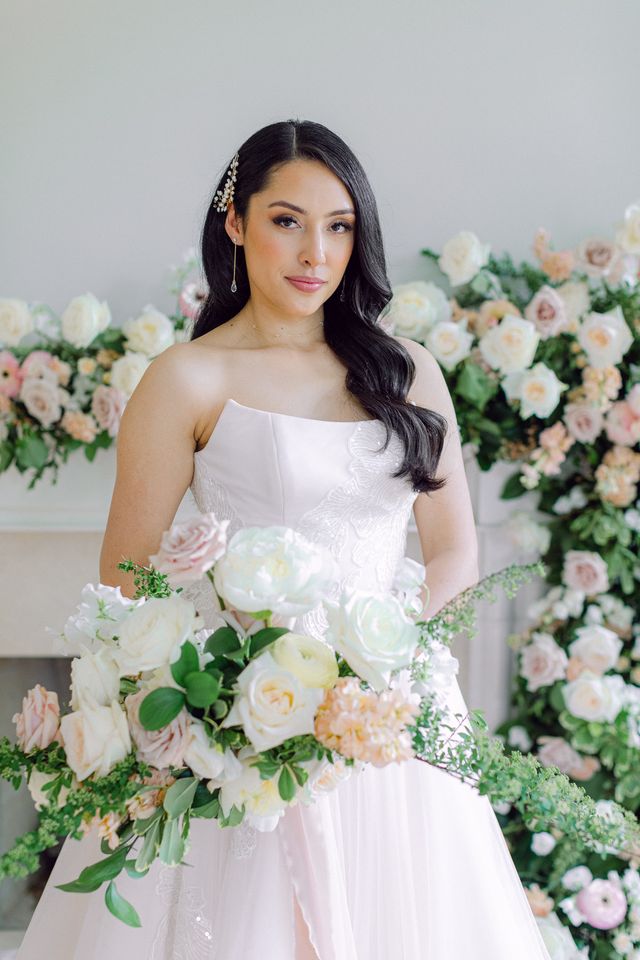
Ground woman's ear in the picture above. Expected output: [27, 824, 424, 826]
[225, 202, 244, 244]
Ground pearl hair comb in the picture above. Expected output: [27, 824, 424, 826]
[214, 151, 239, 213]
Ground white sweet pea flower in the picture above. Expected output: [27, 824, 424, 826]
[56, 583, 144, 655]
[60, 293, 111, 348]
[387, 281, 451, 341]
[438, 231, 491, 287]
[0, 298, 34, 346]
[123, 305, 176, 357]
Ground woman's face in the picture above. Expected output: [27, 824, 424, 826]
[227, 158, 356, 319]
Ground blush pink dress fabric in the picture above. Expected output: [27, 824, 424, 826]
[16, 399, 550, 960]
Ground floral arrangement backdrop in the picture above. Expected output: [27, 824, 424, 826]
[385, 203, 640, 959]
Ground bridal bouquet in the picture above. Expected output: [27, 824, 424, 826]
[2, 513, 639, 928]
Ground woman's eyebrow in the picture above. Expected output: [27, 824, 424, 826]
[267, 200, 355, 216]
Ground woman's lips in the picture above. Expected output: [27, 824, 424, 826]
[286, 277, 327, 292]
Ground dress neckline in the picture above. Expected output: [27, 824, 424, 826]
[195, 397, 380, 457]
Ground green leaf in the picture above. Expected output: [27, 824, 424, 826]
[184, 670, 220, 708]
[249, 626, 289, 658]
[55, 847, 127, 893]
[204, 626, 241, 657]
[105, 880, 142, 927]
[456, 362, 498, 412]
[134, 817, 162, 872]
[500, 472, 527, 501]
[278, 765, 296, 802]
[163, 776, 199, 819]
[211, 699, 228, 719]
[0, 442, 14, 473]
[133, 806, 164, 836]
[191, 797, 220, 819]
[15, 433, 49, 470]
[170, 640, 200, 687]
[158, 817, 185, 866]
[138, 687, 186, 731]
[124, 859, 149, 879]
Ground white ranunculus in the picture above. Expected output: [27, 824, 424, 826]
[425, 320, 474, 371]
[57, 583, 144, 655]
[271, 632, 339, 689]
[506, 511, 551, 556]
[562, 866, 593, 892]
[70, 647, 121, 711]
[479, 314, 540, 374]
[115, 596, 200, 675]
[386, 281, 451, 341]
[0, 298, 34, 346]
[19, 376, 62, 427]
[520, 632, 568, 692]
[109, 351, 150, 399]
[27, 769, 71, 811]
[60, 293, 111, 348]
[123, 305, 176, 357]
[502, 362, 568, 419]
[616, 201, 640, 255]
[214, 526, 338, 617]
[438, 231, 491, 287]
[568, 625, 623, 675]
[221, 651, 323, 752]
[536, 911, 585, 959]
[507, 725, 532, 752]
[219, 749, 288, 831]
[577, 306, 633, 369]
[59, 696, 131, 781]
[324, 589, 419, 692]
[531, 831, 557, 856]
[182, 718, 226, 781]
[563, 673, 626, 723]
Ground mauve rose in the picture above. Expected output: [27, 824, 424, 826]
[519, 632, 568, 691]
[19, 376, 62, 427]
[149, 512, 230, 586]
[563, 402, 604, 444]
[575, 879, 627, 930]
[562, 550, 609, 596]
[524, 286, 568, 340]
[125, 689, 189, 769]
[91, 384, 126, 437]
[12, 684, 61, 752]
[604, 401, 640, 446]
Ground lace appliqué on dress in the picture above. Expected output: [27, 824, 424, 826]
[229, 820, 258, 859]
[149, 865, 214, 959]
[294, 422, 418, 641]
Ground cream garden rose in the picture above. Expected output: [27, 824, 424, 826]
[562, 550, 610, 596]
[425, 320, 473, 371]
[563, 402, 604, 444]
[60, 293, 111, 349]
[222, 651, 323, 752]
[568, 624, 623, 675]
[562, 673, 626, 723]
[109, 351, 150, 398]
[519, 632, 568, 691]
[59, 696, 132, 780]
[479, 315, 539, 374]
[182, 718, 229, 780]
[214, 525, 338, 617]
[387, 281, 451, 341]
[324, 589, 419, 692]
[271, 632, 339, 689]
[123, 306, 176, 357]
[577, 306, 633, 369]
[0, 298, 34, 346]
[70, 647, 120, 711]
[115, 595, 200, 675]
[19, 376, 62, 427]
[438, 230, 491, 287]
[502, 363, 568, 419]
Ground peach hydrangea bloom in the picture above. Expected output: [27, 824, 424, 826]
[61, 410, 98, 443]
[314, 676, 420, 767]
[595, 446, 640, 507]
[581, 365, 623, 410]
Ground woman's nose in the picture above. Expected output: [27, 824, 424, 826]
[300, 231, 327, 266]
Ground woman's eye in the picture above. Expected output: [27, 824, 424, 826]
[273, 215, 353, 234]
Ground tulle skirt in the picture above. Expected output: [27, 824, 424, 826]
[15, 676, 550, 959]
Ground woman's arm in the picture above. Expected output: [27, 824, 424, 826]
[99, 342, 207, 598]
[396, 336, 480, 619]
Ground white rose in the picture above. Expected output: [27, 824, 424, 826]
[70, 647, 120, 711]
[214, 525, 338, 617]
[110, 351, 150, 398]
[563, 550, 610, 596]
[386, 281, 451, 341]
[123, 306, 176, 357]
[218, 753, 287, 832]
[221, 651, 323, 752]
[556, 281, 591, 331]
[536, 911, 585, 959]
[502, 362, 568, 419]
[562, 866, 593, 891]
[507, 725, 532, 752]
[563, 673, 626, 723]
[438, 231, 491, 287]
[616, 201, 640, 255]
[115, 596, 200, 675]
[479, 315, 539, 374]
[324, 589, 419, 692]
[182, 718, 226, 780]
[59, 696, 131, 780]
[520, 632, 568, 691]
[568, 625, 623, 675]
[0, 298, 34, 346]
[425, 320, 474, 371]
[60, 293, 111, 348]
[577, 306, 633, 368]
[27, 769, 71, 811]
[19, 377, 62, 427]
[206, 746, 243, 791]
[531, 832, 557, 856]
[271, 632, 339, 689]
[506, 511, 551, 556]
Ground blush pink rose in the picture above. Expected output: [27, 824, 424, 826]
[12, 684, 61, 752]
[524, 286, 568, 340]
[91, 384, 126, 437]
[178, 280, 208, 321]
[563, 402, 604, 444]
[576, 879, 627, 930]
[627, 384, 640, 416]
[536, 735, 600, 781]
[125, 690, 190, 769]
[604, 401, 640, 446]
[519, 633, 568, 691]
[562, 550, 609, 596]
[0, 351, 23, 398]
[20, 350, 57, 381]
[149, 512, 230, 586]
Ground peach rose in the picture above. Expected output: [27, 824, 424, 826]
[526, 883, 554, 918]
[563, 402, 603, 444]
[90, 384, 126, 437]
[149, 512, 230, 586]
[12, 684, 61, 752]
[125, 689, 189, 769]
[562, 551, 609, 596]
[61, 410, 98, 443]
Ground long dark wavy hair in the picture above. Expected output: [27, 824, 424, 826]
[191, 119, 448, 494]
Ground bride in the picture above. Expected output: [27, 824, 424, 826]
[16, 118, 550, 958]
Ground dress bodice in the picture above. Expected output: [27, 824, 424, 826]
[186, 398, 420, 638]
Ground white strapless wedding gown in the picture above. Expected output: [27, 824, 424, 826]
[15, 398, 550, 959]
